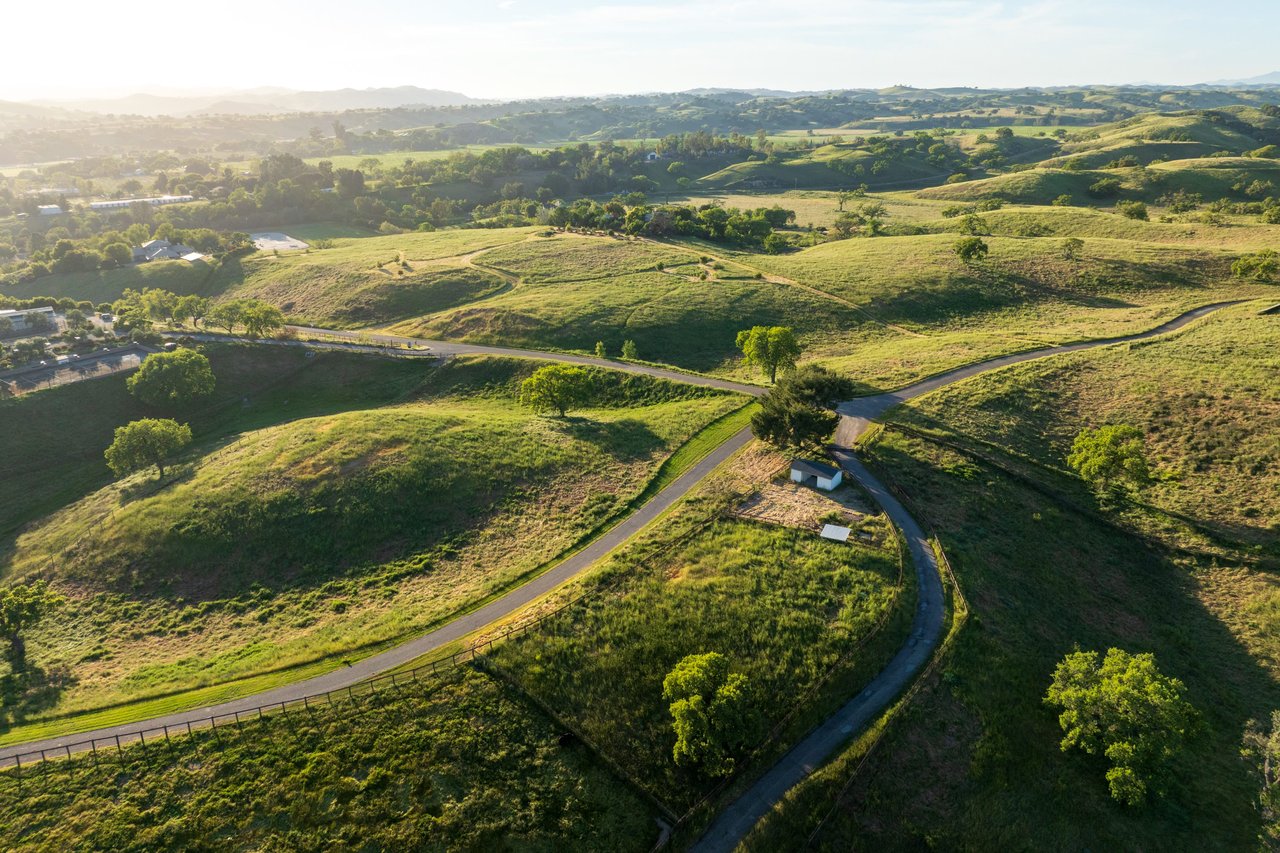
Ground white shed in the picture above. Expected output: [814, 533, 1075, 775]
[790, 458, 843, 491]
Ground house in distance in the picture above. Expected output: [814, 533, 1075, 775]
[790, 458, 843, 491]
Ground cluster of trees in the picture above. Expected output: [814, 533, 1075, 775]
[1045, 648, 1199, 805]
[825, 131, 973, 180]
[0, 220, 248, 287]
[111, 288, 285, 337]
[104, 347, 215, 479]
[1232, 248, 1279, 281]
[547, 199, 796, 252]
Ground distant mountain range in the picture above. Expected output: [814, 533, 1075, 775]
[1204, 71, 1280, 86]
[25, 86, 482, 117]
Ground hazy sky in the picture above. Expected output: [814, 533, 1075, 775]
[5, 0, 1277, 100]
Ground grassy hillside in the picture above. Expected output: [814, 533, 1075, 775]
[746, 305, 1280, 849]
[698, 142, 948, 190]
[396, 232, 881, 374]
[0, 667, 654, 851]
[739, 231, 1273, 387]
[1044, 111, 1277, 168]
[2, 228, 540, 326]
[920, 158, 1280, 206]
[0, 355, 742, 726]
[888, 302, 1280, 562]
[0, 343, 428, 539]
[1, 258, 213, 304]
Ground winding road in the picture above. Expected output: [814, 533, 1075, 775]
[690, 299, 1241, 852]
[0, 301, 1239, 849]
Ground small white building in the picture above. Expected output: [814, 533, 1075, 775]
[132, 239, 198, 263]
[790, 458, 843, 491]
[37, 204, 62, 216]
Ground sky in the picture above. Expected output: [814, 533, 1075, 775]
[3, 0, 1278, 101]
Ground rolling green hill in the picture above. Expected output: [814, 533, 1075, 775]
[0, 353, 742, 726]
[918, 158, 1280, 206]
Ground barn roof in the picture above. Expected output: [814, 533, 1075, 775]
[791, 458, 841, 478]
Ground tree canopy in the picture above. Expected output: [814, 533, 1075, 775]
[126, 348, 216, 406]
[518, 364, 597, 417]
[662, 652, 752, 777]
[735, 326, 801, 383]
[1045, 648, 1199, 806]
[750, 365, 852, 453]
[1067, 424, 1149, 492]
[104, 418, 193, 478]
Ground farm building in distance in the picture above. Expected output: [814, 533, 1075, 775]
[90, 194, 194, 212]
[0, 306, 57, 334]
[37, 204, 62, 216]
[790, 458, 843, 491]
[132, 239, 203, 263]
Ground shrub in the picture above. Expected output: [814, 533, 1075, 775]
[1116, 200, 1148, 220]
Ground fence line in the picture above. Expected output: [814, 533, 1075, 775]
[652, 521, 912, 847]
[0, 502, 729, 791]
[801, 502, 970, 848]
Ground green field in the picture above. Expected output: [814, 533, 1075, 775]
[746, 304, 1280, 849]
[488, 448, 908, 812]
[0, 350, 742, 729]
[0, 666, 654, 851]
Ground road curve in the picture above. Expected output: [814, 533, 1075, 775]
[285, 325, 759, 395]
[0, 424, 756, 767]
[0, 302, 1235, 781]
[691, 299, 1238, 852]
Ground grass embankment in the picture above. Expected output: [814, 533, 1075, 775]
[0, 667, 655, 852]
[0, 353, 742, 730]
[488, 448, 909, 813]
[750, 305, 1280, 848]
[744, 230, 1274, 388]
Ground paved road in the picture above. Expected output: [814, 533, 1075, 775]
[285, 325, 760, 395]
[691, 299, 1238, 853]
[1, 302, 1235, 783]
[0, 423, 757, 767]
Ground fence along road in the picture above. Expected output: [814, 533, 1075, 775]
[0, 302, 1238, 807]
[689, 299, 1240, 852]
[0, 352, 760, 770]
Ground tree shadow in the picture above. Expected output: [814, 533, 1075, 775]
[554, 417, 665, 462]
[0, 661, 76, 732]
